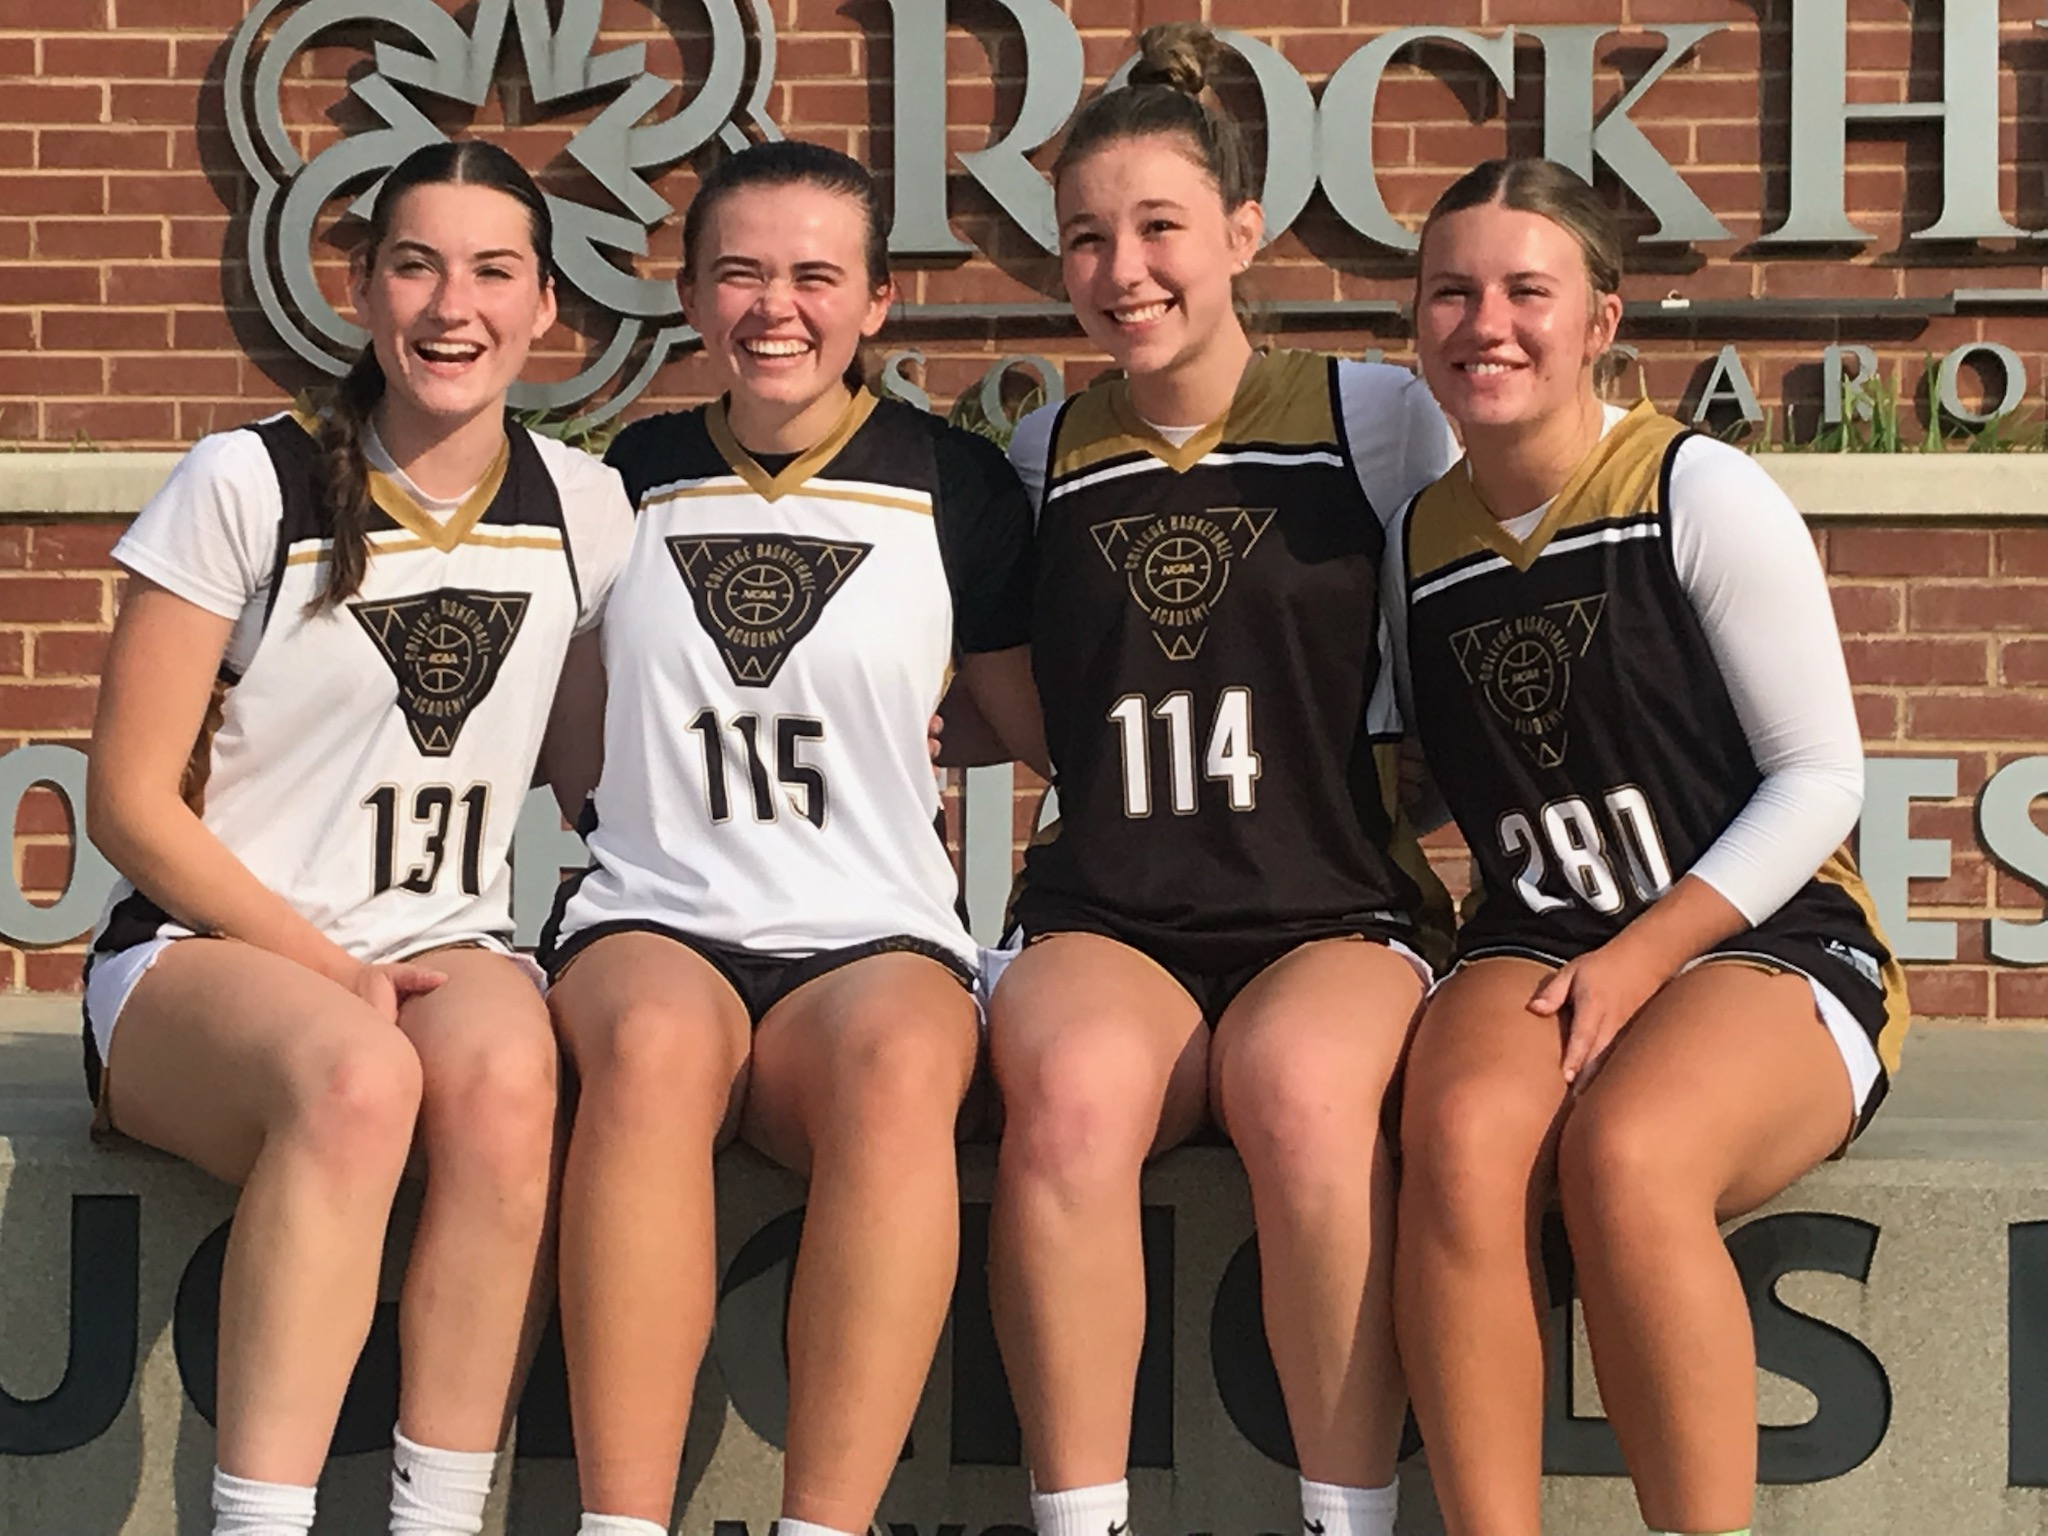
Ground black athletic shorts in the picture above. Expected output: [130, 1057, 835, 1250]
[543, 919, 975, 1026]
[1016, 915, 1426, 1027]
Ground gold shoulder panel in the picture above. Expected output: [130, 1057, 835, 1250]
[1406, 402, 1686, 582]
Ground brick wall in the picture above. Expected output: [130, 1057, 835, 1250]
[2, 1, 2048, 440]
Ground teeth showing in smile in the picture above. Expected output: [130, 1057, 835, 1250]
[743, 338, 810, 356]
[1462, 361, 1514, 374]
[415, 341, 483, 363]
[1113, 300, 1172, 325]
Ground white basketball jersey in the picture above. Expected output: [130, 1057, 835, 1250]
[552, 391, 977, 966]
[94, 414, 626, 965]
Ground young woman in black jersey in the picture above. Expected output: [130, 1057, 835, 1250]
[1389, 158, 1907, 1536]
[537, 141, 1044, 1536]
[83, 141, 634, 1536]
[984, 27, 1458, 1536]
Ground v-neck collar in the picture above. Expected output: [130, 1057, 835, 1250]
[1105, 350, 1279, 474]
[707, 388, 877, 501]
[1449, 400, 1657, 571]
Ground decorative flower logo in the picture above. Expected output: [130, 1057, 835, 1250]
[225, 0, 779, 423]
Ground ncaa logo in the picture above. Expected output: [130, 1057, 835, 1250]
[224, 0, 780, 424]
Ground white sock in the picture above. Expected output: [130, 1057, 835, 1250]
[775, 1521, 860, 1536]
[1030, 1479, 1131, 1536]
[1301, 1478, 1397, 1536]
[212, 1467, 317, 1536]
[388, 1428, 497, 1535]
[578, 1516, 669, 1536]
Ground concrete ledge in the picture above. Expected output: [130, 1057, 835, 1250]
[2, 449, 2046, 520]
[0, 1018, 2044, 1534]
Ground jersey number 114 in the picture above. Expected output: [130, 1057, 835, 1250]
[1109, 688, 1260, 818]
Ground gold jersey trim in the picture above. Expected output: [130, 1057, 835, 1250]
[1408, 401, 1683, 583]
[1050, 350, 1339, 481]
[642, 477, 932, 519]
[280, 409, 515, 553]
[1812, 846, 1913, 1077]
[706, 388, 880, 502]
[283, 526, 564, 567]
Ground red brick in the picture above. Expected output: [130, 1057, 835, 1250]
[0, 531, 26, 570]
[0, 314, 29, 353]
[110, 0, 250, 24]
[1910, 850, 1988, 906]
[106, 174, 229, 217]
[1908, 693, 2048, 745]
[37, 128, 168, 172]
[19, 842, 75, 895]
[1830, 582, 1902, 635]
[1842, 636, 1989, 687]
[1828, 527, 1991, 578]
[40, 36, 169, 79]
[44, 400, 174, 444]
[0, 132, 31, 171]
[0, 577, 104, 624]
[2002, 641, 2048, 688]
[1997, 869, 2048, 913]
[8, 356, 103, 396]
[1909, 583, 2048, 633]
[1904, 964, 1987, 1020]
[0, 265, 100, 305]
[1997, 529, 2048, 579]
[36, 218, 161, 260]
[0, 683, 98, 731]
[39, 308, 168, 352]
[13, 785, 72, 837]
[104, 266, 226, 309]
[5, 176, 106, 216]
[3, 83, 105, 121]
[1995, 969, 2048, 1020]
[108, 82, 201, 126]
[1854, 691, 1899, 741]
[29, 629, 110, 679]
[0, 630, 21, 676]
[29, 523, 126, 570]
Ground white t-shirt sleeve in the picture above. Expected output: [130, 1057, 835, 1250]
[1007, 400, 1059, 516]
[1337, 360, 1461, 526]
[113, 429, 282, 620]
[537, 435, 637, 632]
[1665, 435, 1864, 925]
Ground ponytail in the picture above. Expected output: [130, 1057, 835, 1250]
[307, 346, 387, 612]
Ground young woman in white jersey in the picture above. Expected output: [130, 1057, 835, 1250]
[986, 28, 1458, 1536]
[537, 141, 1043, 1536]
[84, 140, 633, 1536]
[1388, 158, 1907, 1536]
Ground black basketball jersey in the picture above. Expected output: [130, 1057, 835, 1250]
[1402, 404, 1909, 1083]
[1017, 350, 1447, 971]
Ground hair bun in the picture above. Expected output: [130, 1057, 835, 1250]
[1128, 22, 1223, 97]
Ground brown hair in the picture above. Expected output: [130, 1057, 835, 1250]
[314, 139, 554, 612]
[1051, 23, 1256, 212]
[1416, 157, 1624, 298]
[680, 139, 889, 393]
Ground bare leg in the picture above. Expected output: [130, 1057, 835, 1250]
[1559, 963, 1854, 1533]
[393, 946, 561, 1451]
[987, 934, 1209, 1489]
[1394, 958, 1571, 1536]
[1210, 939, 1423, 1486]
[550, 935, 752, 1522]
[743, 953, 981, 1529]
[102, 939, 423, 1484]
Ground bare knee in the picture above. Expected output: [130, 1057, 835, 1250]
[419, 1029, 558, 1204]
[1556, 1095, 1703, 1244]
[811, 1014, 971, 1147]
[278, 1030, 423, 1186]
[1220, 1029, 1386, 1194]
[568, 1002, 739, 1136]
[996, 1031, 1161, 1201]
[1399, 1075, 1554, 1255]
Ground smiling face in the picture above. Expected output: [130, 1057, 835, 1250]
[1056, 132, 1262, 402]
[350, 180, 556, 433]
[680, 179, 892, 442]
[1414, 201, 1621, 439]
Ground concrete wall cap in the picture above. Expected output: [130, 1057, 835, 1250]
[4, 449, 2046, 520]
